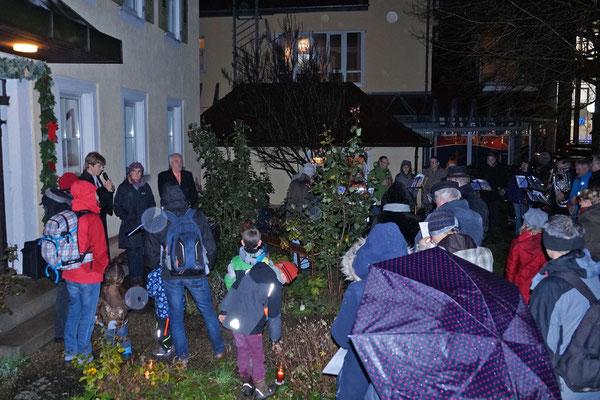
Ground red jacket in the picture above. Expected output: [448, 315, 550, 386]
[62, 181, 108, 284]
[505, 230, 547, 303]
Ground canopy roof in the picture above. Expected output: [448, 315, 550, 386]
[0, 0, 122, 64]
[202, 82, 430, 148]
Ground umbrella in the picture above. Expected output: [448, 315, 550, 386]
[349, 247, 560, 399]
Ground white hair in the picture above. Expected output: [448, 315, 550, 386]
[434, 188, 461, 203]
[169, 153, 183, 163]
[544, 215, 584, 240]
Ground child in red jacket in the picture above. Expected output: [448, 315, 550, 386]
[63, 180, 109, 362]
[506, 208, 548, 303]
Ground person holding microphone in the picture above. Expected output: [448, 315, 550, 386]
[80, 152, 114, 255]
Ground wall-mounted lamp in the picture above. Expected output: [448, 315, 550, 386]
[13, 43, 38, 53]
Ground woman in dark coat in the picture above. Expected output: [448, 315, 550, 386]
[114, 162, 156, 284]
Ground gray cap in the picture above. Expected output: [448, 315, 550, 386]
[302, 162, 316, 177]
[523, 208, 548, 229]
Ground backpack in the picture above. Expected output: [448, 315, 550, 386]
[164, 209, 208, 274]
[553, 271, 600, 392]
[39, 210, 93, 283]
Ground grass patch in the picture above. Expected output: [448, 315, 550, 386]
[0, 356, 25, 379]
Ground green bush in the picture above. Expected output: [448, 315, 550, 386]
[188, 122, 273, 273]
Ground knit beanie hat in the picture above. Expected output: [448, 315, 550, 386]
[58, 172, 79, 190]
[274, 261, 298, 284]
[523, 208, 548, 229]
[128, 162, 144, 175]
[542, 229, 585, 252]
[302, 162, 316, 177]
[428, 209, 459, 236]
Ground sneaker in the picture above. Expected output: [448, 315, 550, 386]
[253, 379, 276, 400]
[152, 344, 174, 359]
[215, 350, 225, 359]
[241, 376, 254, 397]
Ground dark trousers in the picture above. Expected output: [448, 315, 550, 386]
[126, 246, 144, 280]
[54, 280, 69, 339]
[233, 331, 266, 382]
[486, 199, 501, 237]
[100, 212, 110, 259]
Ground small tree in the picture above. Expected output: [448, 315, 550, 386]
[287, 120, 374, 297]
[188, 122, 273, 269]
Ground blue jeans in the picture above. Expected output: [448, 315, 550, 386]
[54, 280, 69, 339]
[105, 323, 132, 357]
[162, 277, 224, 360]
[65, 281, 100, 360]
[513, 203, 527, 235]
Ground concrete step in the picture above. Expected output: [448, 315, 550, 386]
[0, 278, 56, 335]
[0, 305, 55, 357]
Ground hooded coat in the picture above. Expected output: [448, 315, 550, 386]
[145, 183, 217, 281]
[114, 177, 156, 248]
[286, 173, 313, 213]
[505, 230, 547, 303]
[62, 180, 109, 284]
[578, 202, 600, 259]
[530, 250, 600, 375]
[331, 223, 409, 400]
[393, 160, 416, 208]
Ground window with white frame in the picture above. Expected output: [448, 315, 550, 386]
[166, 98, 183, 162]
[167, 0, 181, 39]
[122, 89, 147, 173]
[54, 76, 97, 176]
[121, 0, 144, 20]
[59, 96, 82, 174]
[279, 31, 364, 84]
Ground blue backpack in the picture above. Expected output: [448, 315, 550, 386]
[164, 209, 208, 274]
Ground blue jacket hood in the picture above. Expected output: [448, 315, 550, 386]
[352, 223, 408, 280]
[531, 249, 600, 290]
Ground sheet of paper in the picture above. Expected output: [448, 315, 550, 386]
[323, 348, 348, 376]
[419, 221, 429, 239]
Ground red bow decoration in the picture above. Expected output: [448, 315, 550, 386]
[45, 122, 58, 143]
[47, 161, 56, 171]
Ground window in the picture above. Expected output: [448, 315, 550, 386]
[279, 31, 364, 85]
[166, 98, 183, 162]
[167, 0, 181, 39]
[123, 0, 141, 13]
[59, 96, 82, 174]
[199, 37, 205, 73]
[118, 0, 146, 29]
[54, 76, 97, 176]
[122, 89, 147, 173]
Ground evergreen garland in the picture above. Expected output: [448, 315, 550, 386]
[0, 57, 59, 194]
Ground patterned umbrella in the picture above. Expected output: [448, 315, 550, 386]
[349, 247, 560, 399]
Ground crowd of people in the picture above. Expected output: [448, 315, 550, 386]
[331, 152, 600, 400]
[40, 148, 600, 399]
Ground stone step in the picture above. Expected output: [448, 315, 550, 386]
[0, 278, 56, 335]
[0, 305, 55, 357]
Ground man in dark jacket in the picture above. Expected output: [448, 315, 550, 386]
[447, 166, 489, 236]
[588, 154, 600, 189]
[414, 180, 484, 245]
[158, 153, 198, 208]
[479, 151, 508, 237]
[146, 182, 223, 362]
[285, 162, 315, 214]
[530, 215, 600, 399]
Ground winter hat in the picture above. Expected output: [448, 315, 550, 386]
[58, 172, 79, 190]
[430, 180, 459, 195]
[401, 160, 412, 169]
[274, 261, 298, 284]
[523, 208, 548, 229]
[302, 162, 316, 177]
[447, 166, 470, 179]
[128, 162, 144, 175]
[542, 215, 585, 252]
[353, 223, 408, 279]
[428, 209, 459, 236]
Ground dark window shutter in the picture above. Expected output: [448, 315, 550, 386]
[158, 0, 168, 31]
[144, 0, 154, 23]
[112, 0, 124, 5]
[181, 0, 188, 43]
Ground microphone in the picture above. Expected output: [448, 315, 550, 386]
[102, 172, 115, 191]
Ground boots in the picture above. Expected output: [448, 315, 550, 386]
[241, 376, 254, 397]
[253, 378, 276, 400]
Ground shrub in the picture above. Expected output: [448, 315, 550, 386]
[0, 356, 25, 379]
[287, 124, 374, 297]
[188, 122, 273, 273]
